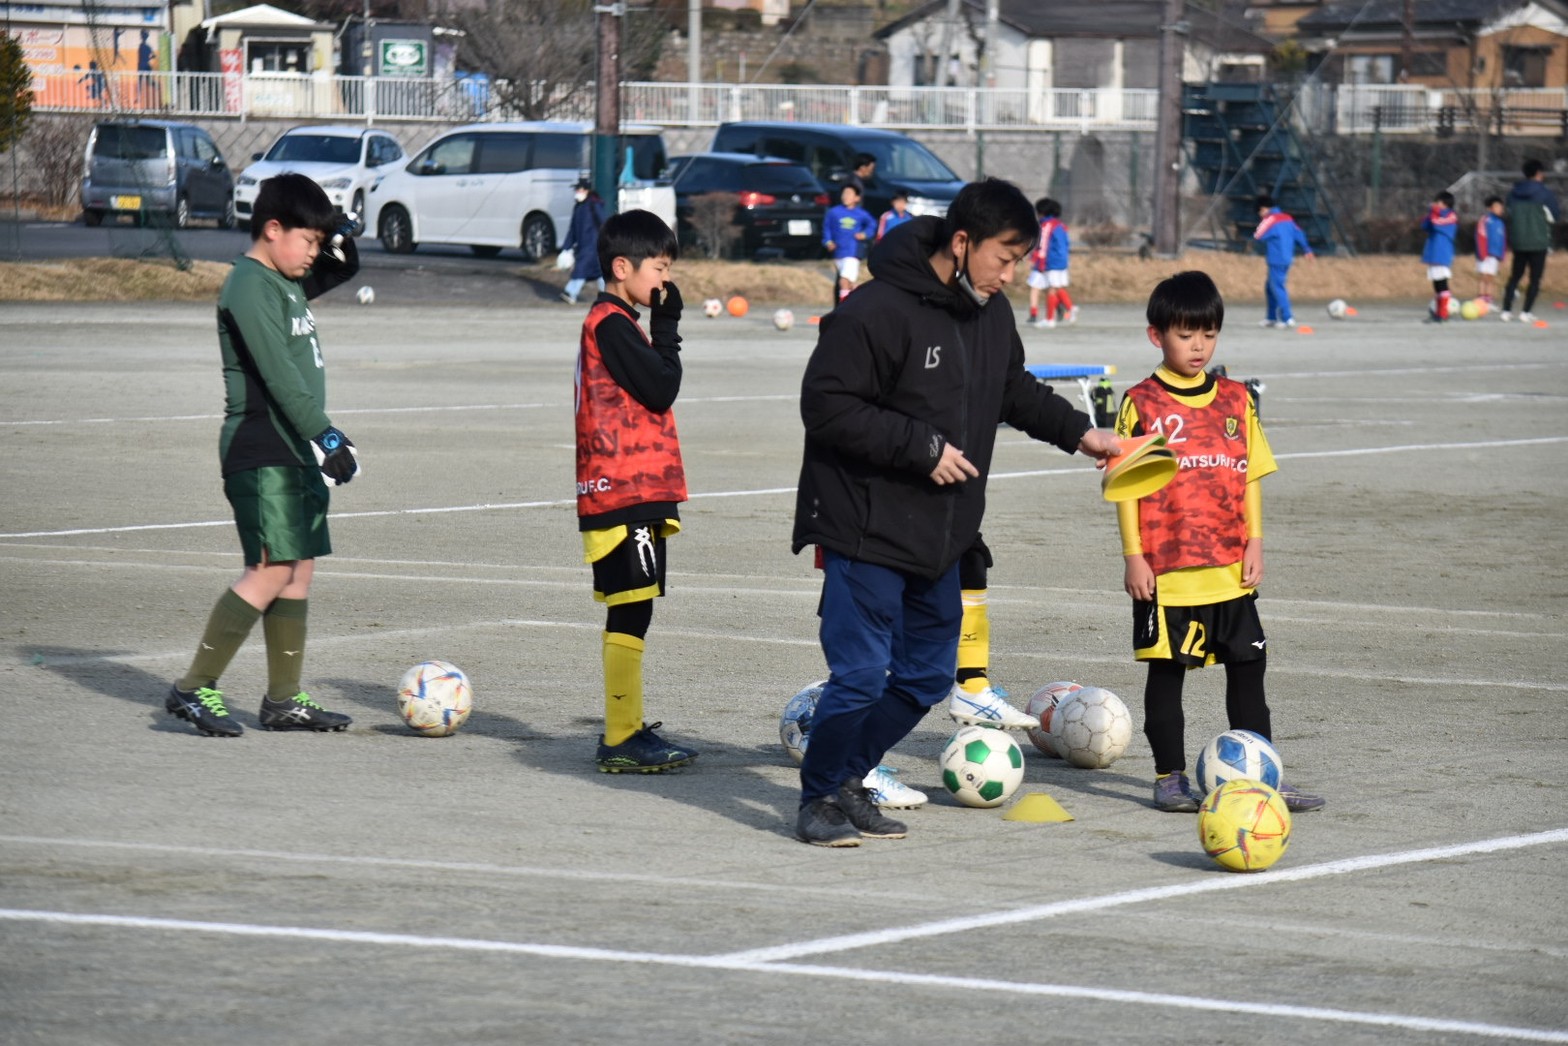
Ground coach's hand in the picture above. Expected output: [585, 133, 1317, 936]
[929, 442, 978, 486]
[312, 426, 360, 485]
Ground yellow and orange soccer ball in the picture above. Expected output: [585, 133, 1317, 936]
[1197, 779, 1292, 872]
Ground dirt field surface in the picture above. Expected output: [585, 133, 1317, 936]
[1, 296, 1565, 1045]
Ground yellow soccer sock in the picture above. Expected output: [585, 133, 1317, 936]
[602, 631, 645, 747]
[957, 588, 990, 692]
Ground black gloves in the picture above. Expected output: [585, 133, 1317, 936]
[649, 281, 683, 343]
[311, 426, 359, 485]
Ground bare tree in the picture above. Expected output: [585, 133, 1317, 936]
[447, 0, 667, 120]
[27, 115, 93, 208]
[688, 192, 740, 259]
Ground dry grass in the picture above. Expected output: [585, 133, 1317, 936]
[0, 258, 231, 302]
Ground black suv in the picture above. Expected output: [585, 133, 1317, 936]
[668, 152, 829, 260]
[710, 121, 964, 219]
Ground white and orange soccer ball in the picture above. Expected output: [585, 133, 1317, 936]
[1024, 680, 1082, 756]
[396, 660, 473, 737]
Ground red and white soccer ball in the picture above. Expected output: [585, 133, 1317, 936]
[702, 298, 724, 318]
[773, 308, 795, 331]
[1024, 680, 1082, 756]
[397, 660, 473, 737]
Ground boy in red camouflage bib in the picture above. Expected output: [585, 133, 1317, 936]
[1115, 271, 1323, 814]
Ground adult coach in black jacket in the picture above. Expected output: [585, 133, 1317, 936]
[790, 178, 1122, 846]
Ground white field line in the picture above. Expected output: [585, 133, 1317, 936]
[1, 910, 1562, 1041]
[2, 435, 1564, 541]
[3, 827, 1567, 1042]
[715, 827, 1568, 963]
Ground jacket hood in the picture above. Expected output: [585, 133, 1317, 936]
[1510, 179, 1554, 204]
[866, 215, 981, 317]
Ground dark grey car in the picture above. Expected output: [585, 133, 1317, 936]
[81, 120, 236, 229]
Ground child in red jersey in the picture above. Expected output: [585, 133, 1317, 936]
[574, 209, 698, 773]
[1115, 271, 1324, 814]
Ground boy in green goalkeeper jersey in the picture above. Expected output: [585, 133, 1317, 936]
[165, 173, 361, 737]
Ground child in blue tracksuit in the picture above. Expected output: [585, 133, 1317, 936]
[1474, 195, 1507, 306]
[1421, 191, 1459, 322]
[1253, 194, 1313, 328]
[823, 183, 874, 305]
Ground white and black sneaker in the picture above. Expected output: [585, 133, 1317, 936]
[259, 692, 351, 731]
[166, 684, 243, 737]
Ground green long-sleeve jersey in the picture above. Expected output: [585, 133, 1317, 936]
[216, 256, 334, 476]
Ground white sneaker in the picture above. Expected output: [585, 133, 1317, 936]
[1258, 318, 1276, 328]
[1499, 311, 1514, 322]
[863, 764, 927, 809]
[1066, 306, 1079, 324]
[1520, 312, 1537, 324]
[1279, 317, 1297, 329]
[1034, 317, 1055, 329]
[947, 683, 1036, 730]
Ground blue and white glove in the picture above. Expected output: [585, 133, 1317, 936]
[311, 426, 360, 486]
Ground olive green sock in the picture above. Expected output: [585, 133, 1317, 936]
[178, 588, 261, 690]
[262, 597, 308, 701]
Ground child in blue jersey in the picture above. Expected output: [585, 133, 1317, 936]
[1252, 194, 1313, 329]
[823, 182, 874, 305]
[1474, 196, 1507, 307]
[1027, 197, 1075, 329]
[875, 189, 912, 242]
[1421, 190, 1459, 322]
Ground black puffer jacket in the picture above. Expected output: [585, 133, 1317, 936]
[791, 215, 1092, 579]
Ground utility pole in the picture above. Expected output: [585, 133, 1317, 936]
[594, 2, 623, 210]
[976, 0, 997, 177]
[688, 0, 701, 125]
[1151, 0, 1186, 256]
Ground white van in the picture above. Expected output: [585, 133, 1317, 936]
[365, 121, 667, 260]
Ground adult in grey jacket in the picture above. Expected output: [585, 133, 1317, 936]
[790, 178, 1121, 846]
[1501, 159, 1561, 322]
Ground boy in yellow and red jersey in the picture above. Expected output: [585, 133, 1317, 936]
[574, 209, 698, 773]
[1116, 271, 1323, 814]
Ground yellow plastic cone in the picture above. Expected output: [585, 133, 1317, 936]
[1002, 792, 1075, 822]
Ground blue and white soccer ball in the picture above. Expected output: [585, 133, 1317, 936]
[1196, 728, 1284, 795]
[396, 659, 472, 737]
[780, 680, 826, 764]
[941, 725, 1025, 808]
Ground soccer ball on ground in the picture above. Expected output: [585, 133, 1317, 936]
[1460, 299, 1482, 320]
[1196, 728, 1283, 794]
[1048, 686, 1132, 768]
[941, 725, 1026, 808]
[702, 298, 723, 318]
[356, 285, 375, 305]
[1024, 681, 1082, 756]
[396, 660, 473, 737]
[1198, 779, 1292, 872]
[1326, 298, 1348, 319]
[773, 308, 795, 331]
[726, 295, 749, 317]
[779, 680, 826, 764]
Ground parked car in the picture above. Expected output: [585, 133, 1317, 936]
[710, 121, 965, 219]
[668, 153, 829, 259]
[234, 125, 405, 229]
[365, 122, 667, 260]
[80, 120, 235, 229]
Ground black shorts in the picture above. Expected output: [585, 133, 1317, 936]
[1133, 591, 1266, 666]
[959, 533, 992, 590]
[589, 523, 668, 606]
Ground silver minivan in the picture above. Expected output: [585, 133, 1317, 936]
[80, 120, 236, 229]
[366, 121, 666, 260]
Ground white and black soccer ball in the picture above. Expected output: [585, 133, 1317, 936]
[356, 285, 375, 305]
[1196, 728, 1283, 795]
[940, 725, 1025, 808]
[702, 298, 724, 318]
[1048, 686, 1132, 768]
[780, 680, 826, 764]
[1326, 298, 1347, 319]
[396, 660, 473, 737]
[773, 308, 795, 331]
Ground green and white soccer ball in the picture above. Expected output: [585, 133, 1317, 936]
[941, 724, 1026, 808]
[1047, 686, 1132, 768]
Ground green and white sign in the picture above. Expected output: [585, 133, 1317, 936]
[379, 39, 427, 77]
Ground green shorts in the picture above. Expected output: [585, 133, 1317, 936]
[225, 466, 331, 565]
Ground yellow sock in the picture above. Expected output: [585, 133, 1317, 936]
[957, 588, 990, 693]
[602, 631, 645, 746]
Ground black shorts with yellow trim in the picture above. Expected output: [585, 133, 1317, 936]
[225, 465, 331, 566]
[1133, 591, 1266, 666]
[584, 519, 679, 605]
